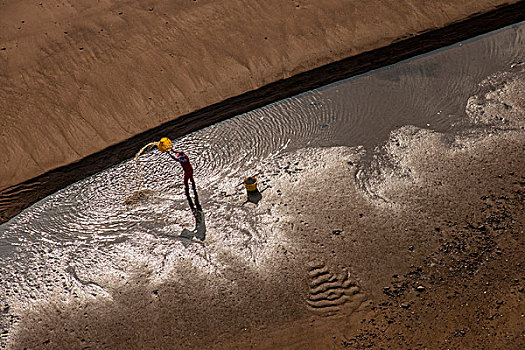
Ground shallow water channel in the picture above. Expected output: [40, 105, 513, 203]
[1, 22, 524, 349]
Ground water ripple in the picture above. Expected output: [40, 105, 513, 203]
[0, 23, 524, 310]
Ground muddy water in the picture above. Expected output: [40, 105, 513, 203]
[1, 23, 524, 349]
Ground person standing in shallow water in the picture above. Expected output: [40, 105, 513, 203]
[169, 151, 195, 190]
[157, 137, 205, 240]
[157, 137, 195, 190]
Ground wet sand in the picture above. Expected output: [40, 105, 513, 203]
[4, 62, 525, 349]
[1, 0, 525, 222]
[342, 66, 525, 349]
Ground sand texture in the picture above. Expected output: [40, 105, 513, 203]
[3, 63, 524, 349]
[0, 0, 520, 190]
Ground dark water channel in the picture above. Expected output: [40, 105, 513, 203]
[0, 22, 524, 348]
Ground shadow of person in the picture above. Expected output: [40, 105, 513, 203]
[152, 186, 205, 246]
[182, 185, 206, 241]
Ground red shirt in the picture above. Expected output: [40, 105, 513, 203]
[173, 151, 193, 173]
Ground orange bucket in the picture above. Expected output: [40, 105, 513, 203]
[243, 176, 258, 192]
[157, 137, 173, 153]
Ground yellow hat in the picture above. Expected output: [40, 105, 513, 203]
[157, 137, 173, 153]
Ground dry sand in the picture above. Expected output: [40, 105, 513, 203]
[0, 0, 520, 190]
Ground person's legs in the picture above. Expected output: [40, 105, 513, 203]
[185, 170, 195, 189]
[185, 185, 195, 211]
[184, 172, 190, 189]
[183, 171, 197, 213]
[190, 173, 196, 189]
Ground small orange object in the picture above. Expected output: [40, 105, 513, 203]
[243, 176, 258, 192]
[157, 137, 173, 153]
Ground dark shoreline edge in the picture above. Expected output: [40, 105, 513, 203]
[1, 2, 524, 223]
